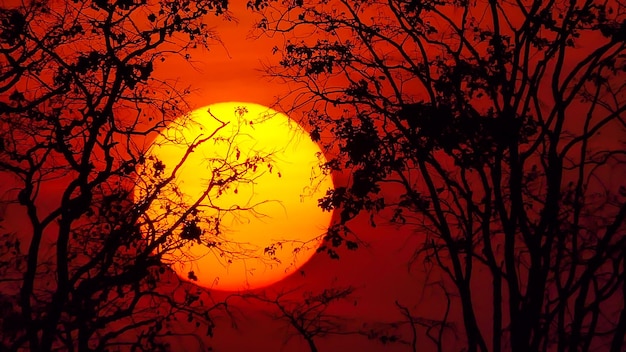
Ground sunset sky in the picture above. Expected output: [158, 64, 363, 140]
[0, 2, 428, 350]
[156, 3, 282, 107]
[143, 2, 626, 350]
[149, 4, 433, 350]
[2, 0, 624, 351]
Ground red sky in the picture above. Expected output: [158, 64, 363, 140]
[155, 3, 283, 108]
[7, 1, 621, 351]
[0, 2, 431, 350]
[154, 2, 626, 349]
[151, 4, 436, 350]
[0, 1, 564, 350]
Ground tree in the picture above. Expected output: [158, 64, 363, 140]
[251, 0, 626, 351]
[251, 286, 356, 352]
[0, 0, 272, 350]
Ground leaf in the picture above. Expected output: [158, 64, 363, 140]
[9, 90, 24, 102]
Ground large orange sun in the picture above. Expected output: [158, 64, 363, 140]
[140, 102, 333, 291]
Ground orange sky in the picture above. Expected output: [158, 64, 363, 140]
[140, 5, 425, 350]
[8, 1, 621, 350]
[0, 2, 424, 350]
[155, 2, 283, 109]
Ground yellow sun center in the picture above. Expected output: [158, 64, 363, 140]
[139, 102, 333, 291]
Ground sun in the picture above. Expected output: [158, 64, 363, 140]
[139, 102, 333, 291]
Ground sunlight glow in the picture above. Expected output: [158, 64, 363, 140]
[141, 102, 333, 291]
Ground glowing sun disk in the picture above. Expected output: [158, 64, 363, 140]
[142, 102, 333, 291]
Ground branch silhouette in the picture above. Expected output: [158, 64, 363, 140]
[252, 0, 626, 351]
[0, 1, 275, 351]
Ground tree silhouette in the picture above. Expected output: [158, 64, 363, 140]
[0, 1, 274, 350]
[251, 286, 356, 352]
[252, 0, 626, 351]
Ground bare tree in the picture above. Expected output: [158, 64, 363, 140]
[0, 0, 276, 350]
[251, 0, 626, 351]
[251, 286, 356, 352]
[251, 284, 452, 352]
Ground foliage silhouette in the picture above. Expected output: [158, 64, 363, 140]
[252, 0, 626, 351]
